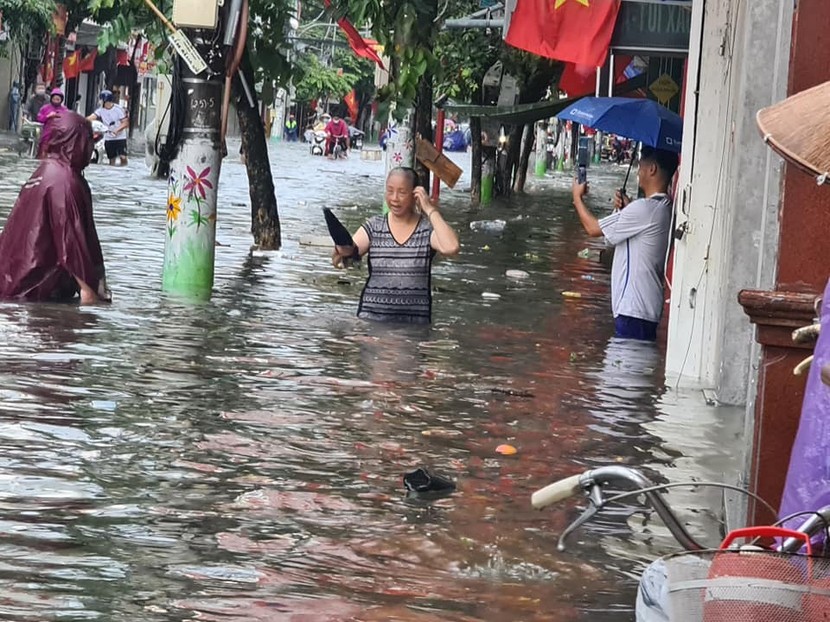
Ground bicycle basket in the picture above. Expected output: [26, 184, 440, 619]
[663, 549, 830, 621]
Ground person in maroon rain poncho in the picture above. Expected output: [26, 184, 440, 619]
[0, 112, 110, 304]
[36, 87, 69, 158]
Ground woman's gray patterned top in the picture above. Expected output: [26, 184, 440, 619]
[358, 214, 435, 324]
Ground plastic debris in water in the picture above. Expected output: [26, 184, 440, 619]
[470, 220, 507, 234]
[482, 292, 501, 300]
[577, 248, 591, 259]
[581, 275, 595, 281]
[505, 270, 530, 280]
[495, 444, 517, 456]
[562, 291, 582, 298]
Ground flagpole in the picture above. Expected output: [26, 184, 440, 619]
[595, 67, 601, 97]
[608, 51, 615, 96]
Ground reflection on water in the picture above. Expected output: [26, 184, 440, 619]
[0, 146, 742, 620]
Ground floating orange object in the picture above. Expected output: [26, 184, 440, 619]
[496, 444, 517, 455]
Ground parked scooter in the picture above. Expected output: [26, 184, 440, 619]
[18, 120, 42, 157]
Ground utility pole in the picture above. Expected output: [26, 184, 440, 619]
[160, 1, 226, 299]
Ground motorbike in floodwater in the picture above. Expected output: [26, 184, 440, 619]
[310, 131, 327, 156]
[18, 119, 107, 164]
[90, 120, 107, 164]
[349, 127, 364, 151]
[18, 120, 42, 157]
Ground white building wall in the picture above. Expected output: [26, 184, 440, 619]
[665, 0, 792, 406]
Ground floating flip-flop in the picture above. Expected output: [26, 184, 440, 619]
[403, 467, 456, 498]
[323, 207, 355, 247]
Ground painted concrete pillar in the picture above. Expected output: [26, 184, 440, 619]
[162, 35, 224, 299]
[383, 116, 413, 213]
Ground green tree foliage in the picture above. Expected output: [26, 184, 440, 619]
[334, 0, 440, 118]
[0, 0, 56, 37]
[433, 2, 501, 103]
[89, 0, 295, 86]
[293, 53, 355, 103]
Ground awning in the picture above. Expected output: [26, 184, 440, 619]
[445, 97, 578, 125]
[445, 75, 648, 124]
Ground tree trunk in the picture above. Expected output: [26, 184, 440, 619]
[514, 123, 535, 193]
[470, 116, 482, 206]
[413, 73, 433, 189]
[233, 46, 282, 251]
[500, 123, 523, 195]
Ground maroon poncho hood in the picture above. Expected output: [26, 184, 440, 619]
[0, 112, 106, 301]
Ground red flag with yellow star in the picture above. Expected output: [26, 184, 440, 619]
[505, 0, 621, 67]
[62, 51, 80, 80]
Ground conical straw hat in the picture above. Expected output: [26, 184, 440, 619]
[757, 80, 830, 184]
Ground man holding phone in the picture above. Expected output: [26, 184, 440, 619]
[571, 146, 678, 341]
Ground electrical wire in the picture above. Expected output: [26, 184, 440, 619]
[435, 0, 451, 23]
[599, 480, 779, 523]
[154, 53, 187, 167]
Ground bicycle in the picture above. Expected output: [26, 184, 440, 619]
[330, 136, 348, 160]
[532, 465, 830, 621]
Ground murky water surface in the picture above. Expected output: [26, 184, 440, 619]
[0, 143, 742, 620]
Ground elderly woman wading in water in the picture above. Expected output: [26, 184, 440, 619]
[332, 167, 460, 324]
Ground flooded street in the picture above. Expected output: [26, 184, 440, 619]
[0, 142, 742, 621]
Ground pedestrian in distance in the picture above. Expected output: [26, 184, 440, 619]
[87, 90, 129, 166]
[0, 112, 110, 304]
[332, 167, 460, 324]
[284, 113, 298, 141]
[7, 82, 21, 132]
[571, 146, 679, 341]
[23, 83, 48, 122]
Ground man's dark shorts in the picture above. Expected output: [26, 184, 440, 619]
[615, 314, 658, 341]
[105, 139, 127, 160]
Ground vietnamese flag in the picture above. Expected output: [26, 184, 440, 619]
[323, 0, 385, 69]
[78, 49, 97, 73]
[343, 89, 359, 122]
[62, 51, 80, 80]
[506, 0, 621, 67]
[559, 55, 632, 97]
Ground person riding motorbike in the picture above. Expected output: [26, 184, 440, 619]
[325, 113, 350, 158]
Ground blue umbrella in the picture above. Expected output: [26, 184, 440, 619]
[558, 97, 683, 153]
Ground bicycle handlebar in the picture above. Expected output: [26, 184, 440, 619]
[532, 466, 705, 551]
[531, 473, 584, 509]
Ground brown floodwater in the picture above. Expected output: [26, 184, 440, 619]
[0, 143, 742, 621]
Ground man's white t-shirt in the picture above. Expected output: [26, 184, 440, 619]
[94, 105, 127, 141]
[598, 194, 673, 323]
